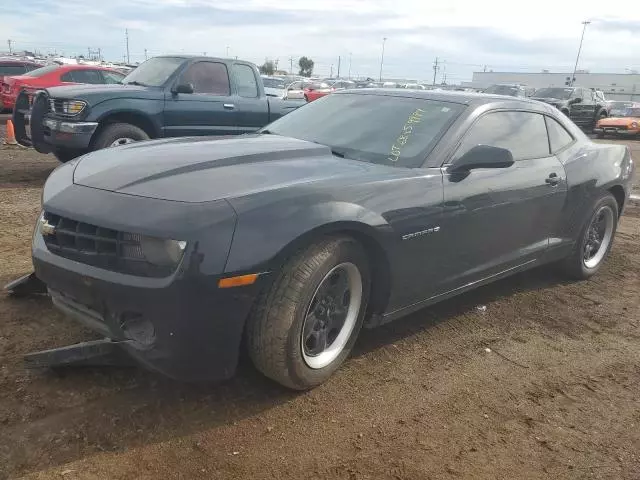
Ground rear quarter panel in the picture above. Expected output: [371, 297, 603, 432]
[557, 139, 631, 242]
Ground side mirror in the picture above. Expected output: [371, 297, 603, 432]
[173, 83, 194, 94]
[449, 145, 514, 173]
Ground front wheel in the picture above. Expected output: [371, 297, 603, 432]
[246, 237, 371, 390]
[560, 193, 618, 279]
[92, 123, 150, 150]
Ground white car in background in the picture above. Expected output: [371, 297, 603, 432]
[285, 79, 314, 99]
[261, 76, 288, 99]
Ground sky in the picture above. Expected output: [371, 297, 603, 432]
[2, 0, 640, 83]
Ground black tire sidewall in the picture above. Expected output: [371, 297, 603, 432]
[93, 123, 149, 150]
[573, 194, 618, 278]
[285, 239, 371, 388]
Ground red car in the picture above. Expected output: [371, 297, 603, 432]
[0, 58, 42, 110]
[1, 64, 126, 111]
[304, 80, 355, 102]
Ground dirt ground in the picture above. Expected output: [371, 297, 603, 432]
[1, 129, 639, 480]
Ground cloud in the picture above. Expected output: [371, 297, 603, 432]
[2, 0, 640, 81]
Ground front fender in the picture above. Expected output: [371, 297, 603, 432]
[224, 200, 392, 274]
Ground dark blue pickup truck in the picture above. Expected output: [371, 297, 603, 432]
[13, 56, 305, 162]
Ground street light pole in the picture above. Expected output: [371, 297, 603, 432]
[571, 20, 591, 86]
[348, 52, 352, 79]
[379, 37, 387, 82]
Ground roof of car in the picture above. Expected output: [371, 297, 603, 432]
[0, 58, 40, 65]
[334, 88, 545, 107]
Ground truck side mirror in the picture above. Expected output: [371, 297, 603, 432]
[173, 83, 194, 94]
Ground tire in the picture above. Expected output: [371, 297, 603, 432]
[52, 147, 84, 163]
[92, 123, 150, 150]
[560, 193, 618, 280]
[246, 236, 371, 390]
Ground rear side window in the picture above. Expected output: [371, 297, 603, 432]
[60, 71, 74, 82]
[0, 64, 26, 75]
[68, 69, 104, 84]
[545, 116, 574, 153]
[181, 62, 230, 95]
[233, 64, 259, 98]
[455, 111, 550, 161]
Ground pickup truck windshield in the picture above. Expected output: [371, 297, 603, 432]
[122, 57, 184, 87]
[265, 94, 464, 168]
[535, 88, 573, 100]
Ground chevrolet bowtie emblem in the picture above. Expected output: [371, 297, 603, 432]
[40, 217, 56, 236]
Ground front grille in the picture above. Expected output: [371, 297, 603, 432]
[42, 212, 171, 277]
[49, 98, 65, 115]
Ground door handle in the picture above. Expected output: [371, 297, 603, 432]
[545, 173, 560, 186]
[223, 103, 235, 110]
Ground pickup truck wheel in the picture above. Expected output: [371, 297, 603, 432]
[246, 236, 371, 390]
[560, 193, 618, 280]
[52, 148, 84, 163]
[93, 123, 150, 150]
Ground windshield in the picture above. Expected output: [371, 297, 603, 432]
[534, 87, 573, 100]
[622, 108, 640, 118]
[484, 85, 519, 96]
[264, 94, 464, 167]
[23, 64, 59, 77]
[121, 57, 184, 87]
[609, 102, 634, 116]
[263, 77, 286, 89]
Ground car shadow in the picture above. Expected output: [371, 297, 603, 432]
[2, 265, 572, 478]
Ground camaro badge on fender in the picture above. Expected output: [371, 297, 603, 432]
[402, 226, 441, 240]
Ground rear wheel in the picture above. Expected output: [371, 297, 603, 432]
[246, 236, 370, 390]
[560, 193, 618, 280]
[92, 123, 150, 150]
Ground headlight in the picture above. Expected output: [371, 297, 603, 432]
[122, 233, 187, 268]
[61, 100, 87, 116]
[631, 122, 638, 128]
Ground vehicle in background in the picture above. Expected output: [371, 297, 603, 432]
[483, 84, 534, 97]
[605, 100, 634, 117]
[305, 80, 355, 102]
[284, 79, 314, 99]
[594, 104, 640, 138]
[261, 76, 287, 99]
[30, 89, 634, 389]
[400, 83, 426, 90]
[1, 64, 125, 112]
[14, 56, 305, 162]
[0, 58, 43, 110]
[531, 86, 608, 129]
[382, 82, 398, 88]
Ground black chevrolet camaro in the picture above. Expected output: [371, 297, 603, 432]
[29, 90, 635, 389]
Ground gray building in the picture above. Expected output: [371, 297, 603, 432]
[465, 71, 640, 101]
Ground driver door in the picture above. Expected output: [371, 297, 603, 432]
[163, 61, 238, 137]
[436, 110, 568, 292]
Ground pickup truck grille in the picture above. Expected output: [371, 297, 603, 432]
[49, 99, 65, 115]
[41, 212, 171, 278]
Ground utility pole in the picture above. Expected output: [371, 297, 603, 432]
[330, 64, 334, 77]
[226, 46, 230, 57]
[7, 39, 12, 54]
[348, 52, 352, 79]
[275, 59, 279, 71]
[125, 29, 130, 64]
[290, 56, 294, 75]
[571, 20, 591, 86]
[432, 57, 440, 86]
[379, 37, 387, 82]
[337, 56, 341, 78]
[483, 65, 487, 72]
[144, 48, 148, 60]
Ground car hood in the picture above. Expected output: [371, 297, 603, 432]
[73, 135, 397, 202]
[45, 83, 159, 101]
[598, 117, 638, 126]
